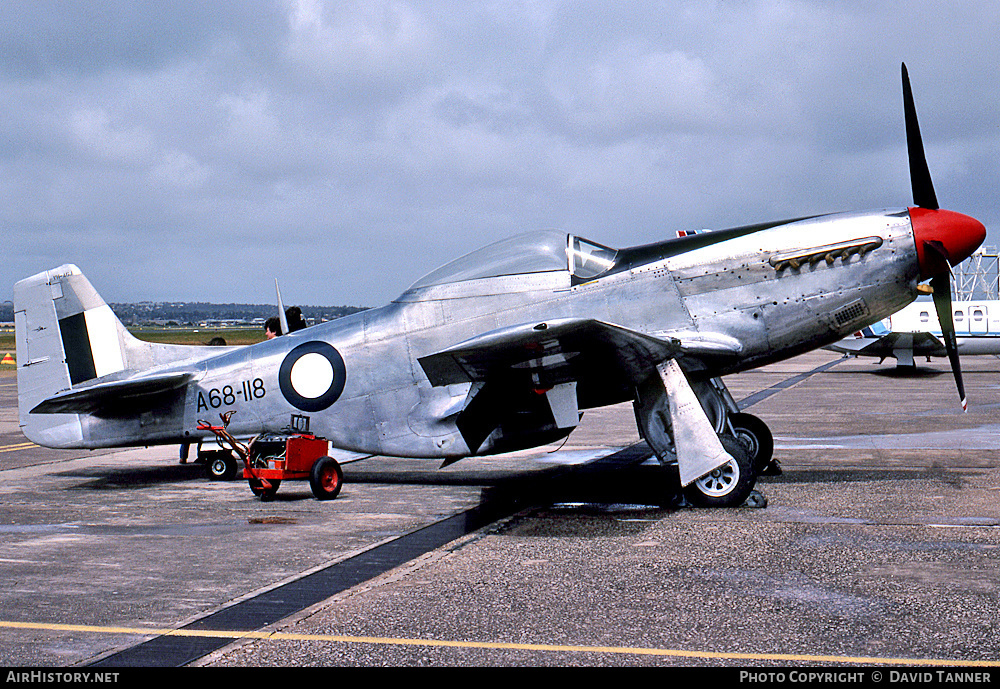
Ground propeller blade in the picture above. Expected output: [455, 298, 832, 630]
[929, 271, 967, 411]
[904, 64, 968, 410]
[902, 63, 939, 210]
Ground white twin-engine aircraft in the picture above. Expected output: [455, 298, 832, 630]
[828, 298, 1000, 369]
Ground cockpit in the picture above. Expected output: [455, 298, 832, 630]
[406, 230, 620, 291]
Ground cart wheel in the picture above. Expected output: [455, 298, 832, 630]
[310, 456, 343, 500]
[248, 478, 281, 500]
[205, 451, 238, 481]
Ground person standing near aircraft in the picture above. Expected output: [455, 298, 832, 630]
[285, 307, 307, 332]
[265, 308, 306, 340]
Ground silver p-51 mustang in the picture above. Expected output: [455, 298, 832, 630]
[14, 66, 986, 506]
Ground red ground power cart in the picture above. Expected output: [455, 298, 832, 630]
[244, 432, 343, 501]
[197, 415, 343, 501]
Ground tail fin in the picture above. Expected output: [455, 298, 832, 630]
[15, 265, 133, 446]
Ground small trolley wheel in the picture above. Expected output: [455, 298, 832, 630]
[310, 456, 343, 500]
[248, 478, 281, 500]
[206, 451, 238, 481]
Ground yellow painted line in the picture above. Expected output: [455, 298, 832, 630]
[1, 620, 998, 666]
[0, 441, 36, 453]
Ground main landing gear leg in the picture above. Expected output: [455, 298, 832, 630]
[634, 360, 760, 508]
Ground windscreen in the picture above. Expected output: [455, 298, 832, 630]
[568, 235, 618, 279]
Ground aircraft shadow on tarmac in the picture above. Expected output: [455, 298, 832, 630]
[230, 460, 679, 511]
[867, 366, 946, 379]
[47, 450, 678, 514]
[762, 467, 966, 487]
[56, 462, 212, 490]
[342, 460, 681, 509]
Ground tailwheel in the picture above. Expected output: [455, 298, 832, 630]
[683, 435, 757, 508]
[309, 456, 343, 500]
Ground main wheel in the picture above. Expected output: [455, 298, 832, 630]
[248, 478, 281, 500]
[683, 435, 757, 508]
[310, 456, 343, 500]
[729, 412, 775, 474]
[205, 451, 238, 481]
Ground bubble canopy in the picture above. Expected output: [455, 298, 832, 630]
[407, 231, 618, 290]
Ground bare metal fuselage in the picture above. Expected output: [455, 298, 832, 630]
[18, 208, 920, 457]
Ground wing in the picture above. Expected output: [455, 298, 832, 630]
[418, 318, 683, 388]
[417, 317, 738, 454]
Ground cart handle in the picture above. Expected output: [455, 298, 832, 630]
[197, 413, 250, 461]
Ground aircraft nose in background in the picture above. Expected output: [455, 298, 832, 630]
[910, 206, 987, 279]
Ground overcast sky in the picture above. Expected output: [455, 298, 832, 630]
[2, 1, 998, 307]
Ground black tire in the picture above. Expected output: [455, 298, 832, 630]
[683, 435, 758, 508]
[248, 478, 281, 500]
[729, 412, 774, 474]
[309, 456, 343, 500]
[205, 451, 238, 481]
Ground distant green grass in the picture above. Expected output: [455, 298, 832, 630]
[130, 327, 266, 346]
[0, 327, 267, 355]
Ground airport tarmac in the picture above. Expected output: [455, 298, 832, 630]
[1, 350, 999, 669]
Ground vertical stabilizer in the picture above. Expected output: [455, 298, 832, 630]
[14, 265, 129, 446]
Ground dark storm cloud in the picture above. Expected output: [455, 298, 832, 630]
[0, 1, 285, 77]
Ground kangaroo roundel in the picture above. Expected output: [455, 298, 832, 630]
[279, 341, 346, 411]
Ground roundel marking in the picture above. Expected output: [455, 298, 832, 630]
[278, 341, 346, 412]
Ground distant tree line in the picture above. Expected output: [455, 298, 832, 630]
[110, 302, 367, 326]
[0, 301, 366, 326]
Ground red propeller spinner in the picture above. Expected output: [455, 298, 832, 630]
[911, 206, 986, 279]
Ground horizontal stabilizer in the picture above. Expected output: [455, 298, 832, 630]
[30, 371, 196, 415]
